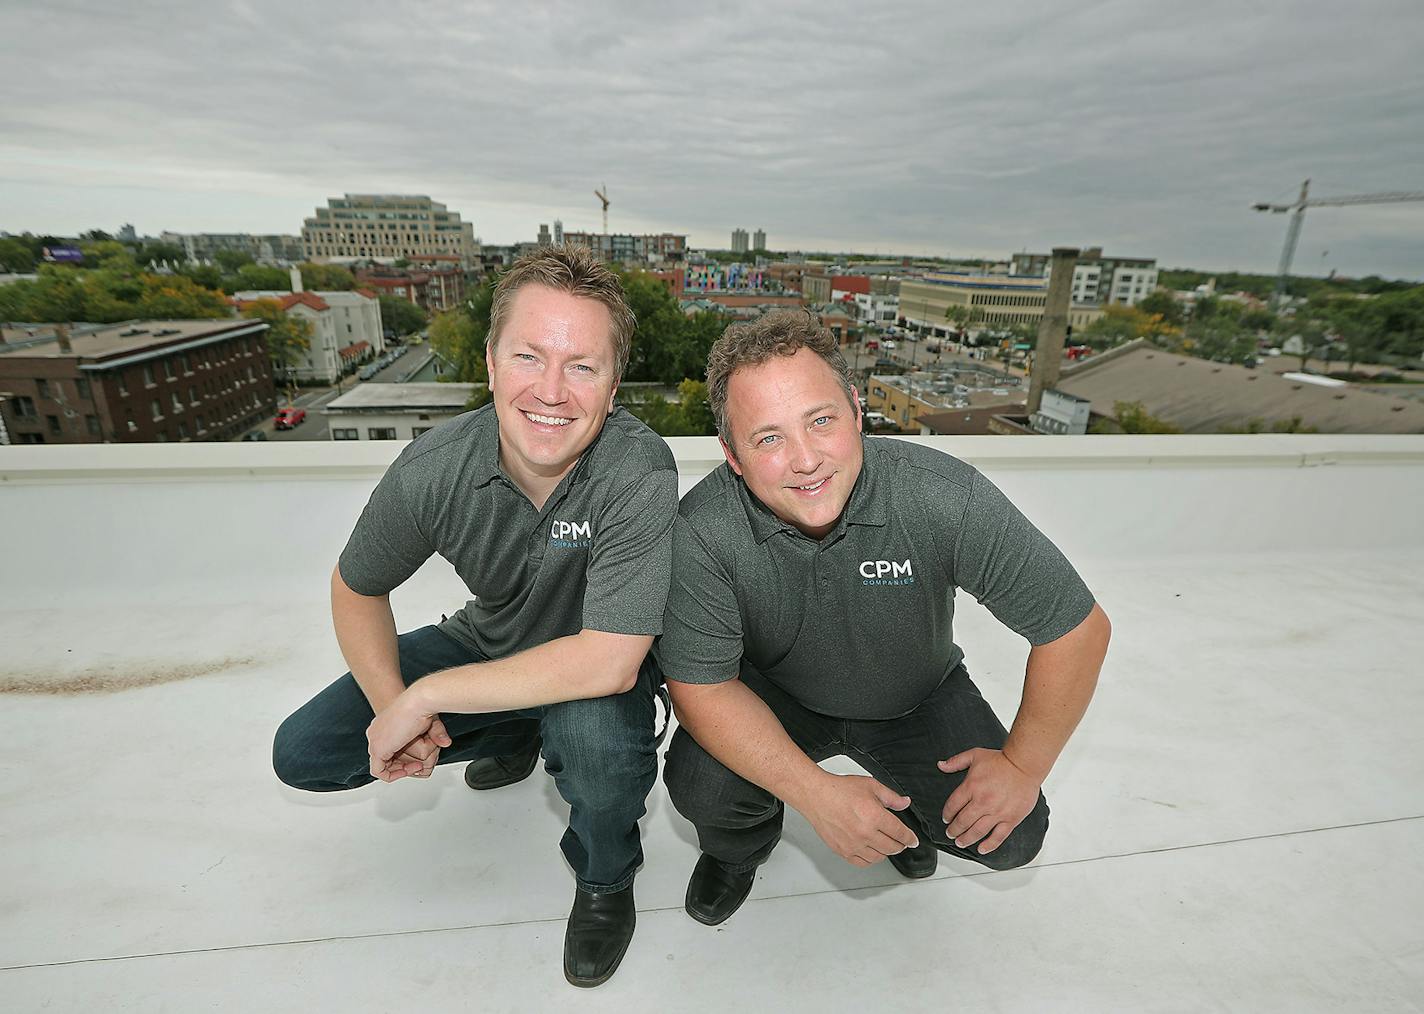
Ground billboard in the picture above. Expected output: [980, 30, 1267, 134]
[43, 246, 84, 264]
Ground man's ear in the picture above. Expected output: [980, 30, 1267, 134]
[484, 341, 495, 394]
[607, 382, 618, 415]
[718, 435, 743, 476]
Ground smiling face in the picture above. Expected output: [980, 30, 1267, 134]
[485, 283, 619, 496]
[720, 346, 864, 540]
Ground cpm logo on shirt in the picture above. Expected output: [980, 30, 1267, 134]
[550, 519, 592, 549]
[860, 559, 914, 586]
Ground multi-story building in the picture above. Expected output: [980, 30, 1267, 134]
[231, 281, 384, 385]
[1010, 247, 1159, 306]
[553, 220, 563, 245]
[753, 229, 766, 252]
[159, 232, 304, 264]
[561, 232, 687, 264]
[731, 229, 749, 254]
[0, 319, 274, 443]
[538, 224, 552, 246]
[324, 383, 478, 441]
[853, 292, 900, 324]
[685, 263, 765, 292]
[301, 195, 479, 268]
[899, 273, 1104, 337]
[355, 265, 466, 314]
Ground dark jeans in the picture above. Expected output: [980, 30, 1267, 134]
[273, 624, 660, 893]
[663, 664, 1049, 873]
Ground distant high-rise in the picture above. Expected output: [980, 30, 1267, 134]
[753, 228, 766, 251]
[731, 228, 749, 254]
[538, 223, 552, 246]
[117, 224, 138, 243]
[553, 219, 563, 245]
[301, 195, 478, 268]
[160, 231, 304, 264]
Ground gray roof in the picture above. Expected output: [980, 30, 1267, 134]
[324, 383, 479, 413]
[1059, 340, 1424, 434]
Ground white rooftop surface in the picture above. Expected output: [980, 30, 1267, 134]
[325, 382, 478, 412]
[2, 435, 1422, 1012]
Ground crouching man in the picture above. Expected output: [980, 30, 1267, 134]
[655, 310, 1110, 925]
[272, 245, 677, 987]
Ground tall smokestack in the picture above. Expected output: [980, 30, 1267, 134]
[1027, 247, 1078, 416]
[55, 322, 73, 354]
[290, 265, 304, 293]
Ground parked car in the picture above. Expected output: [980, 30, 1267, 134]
[865, 339, 879, 351]
[274, 407, 306, 429]
[882, 340, 897, 350]
[359, 365, 378, 381]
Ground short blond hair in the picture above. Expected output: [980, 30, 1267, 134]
[706, 309, 857, 445]
[488, 244, 636, 380]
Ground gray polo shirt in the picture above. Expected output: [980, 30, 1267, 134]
[654, 437, 1096, 720]
[338, 404, 678, 660]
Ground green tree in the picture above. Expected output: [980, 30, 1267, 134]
[180, 263, 225, 291]
[430, 306, 488, 383]
[620, 379, 716, 436]
[229, 263, 290, 293]
[136, 241, 186, 267]
[1089, 400, 1181, 434]
[1136, 289, 1184, 326]
[378, 295, 429, 336]
[0, 237, 38, 272]
[213, 249, 255, 273]
[137, 275, 231, 318]
[298, 262, 356, 291]
[1080, 304, 1182, 351]
[0, 267, 88, 322]
[241, 298, 313, 373]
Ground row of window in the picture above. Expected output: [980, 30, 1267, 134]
[331, 426, 434, 441]
[32, 378, 93, 401]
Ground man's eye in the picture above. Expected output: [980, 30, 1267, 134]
[813, 416, 831, 426]
[758, 434, 778, 446]
[515, 353, 537, 362]
[571, 364, 594, 373]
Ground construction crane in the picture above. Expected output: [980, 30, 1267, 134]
[593, 184, 609, 236]
[1253, 179, 1424, 308]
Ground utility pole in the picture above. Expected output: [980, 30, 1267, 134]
[1027, 247, 1078, 416]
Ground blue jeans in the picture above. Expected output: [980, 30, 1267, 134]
[663, 663, 1049, 872]
[273, 625, 659, 892]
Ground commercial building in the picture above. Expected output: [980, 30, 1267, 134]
[685, 262, 765, 292]
[301, 195, 479, 268]
[323, 383, 478, 441]
[0, 318, 274, 443]
[731, 228, 749, 254]
[231, 275, 384, 385]
[561, 232, 687, 264]
[159, 232, 305, 264]
[753, 229, 766, 251]
[899, 273, 1104, 336]
[1011, 247, 1159, 307]
[864, 368, 1024, 432]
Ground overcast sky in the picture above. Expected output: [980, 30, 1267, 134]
[3, 0, 1422, 278]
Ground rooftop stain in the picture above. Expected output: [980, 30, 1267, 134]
[0, 656, 261, 695]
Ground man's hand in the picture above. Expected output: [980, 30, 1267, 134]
[367, 694, 452, 783]
[938, 748, 1040, 855]
[799, 773, 920, 867]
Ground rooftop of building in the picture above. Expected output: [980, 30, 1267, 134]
[325, 383, 478, 412]
[0, 318, 263, 362]
[1059, 339, 1424, 434]
[2, 436, 1420, 1009]
[908, 273, 1050, 290]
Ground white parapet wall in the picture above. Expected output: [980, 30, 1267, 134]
[3, 435, 1423, 610]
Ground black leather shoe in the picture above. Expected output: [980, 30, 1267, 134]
[462, 736, 541, 791]
[685, 853, 756, 926]
[888, 838, 938, 879]
[563, 884, 635, 988]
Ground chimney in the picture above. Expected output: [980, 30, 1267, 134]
[55, 322, 74, 354]
[290, 265, 304, 293]
[1027, 247, 1078, 416]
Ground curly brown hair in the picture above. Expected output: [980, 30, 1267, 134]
[706, 309, 857, 447]
[488, 243, 636, 380]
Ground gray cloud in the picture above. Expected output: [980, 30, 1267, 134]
[2, 0, 1421, 277]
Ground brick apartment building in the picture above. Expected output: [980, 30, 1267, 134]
[0, 319, 275, 444]
[355, 264, 467, 314]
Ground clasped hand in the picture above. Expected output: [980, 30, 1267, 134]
[938, 748, 1040, 855]
[366, 693, 452, 782]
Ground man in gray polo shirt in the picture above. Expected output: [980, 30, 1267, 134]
[656, 310, 1111, 926]
[273, 245, 677, 987]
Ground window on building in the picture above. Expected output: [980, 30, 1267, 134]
[150, 400, 162, 420]
[11, 395, 37, 418]
[17, 432, 45, 444]
[47, 414, 61, 434]
[177, 422, 188, 440]
[86, 415, 100, 436]
[196, 414, 205, 431]
[76, 378, 91, 399]
[171, 392, 183, 413]
[143, 365, 156, 386]
[181, 354, 191, 373]
[332, 428, 359, 441]
[156, 432, 169, 442]
[367, 427, 398, 440]
[412, 427, 433, 438]
[117, 375, 128, 396]
[36, 379, 51, 398]
[164, 360, 175, 380]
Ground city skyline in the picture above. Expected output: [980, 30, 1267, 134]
[2, 1, 1422, 279]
